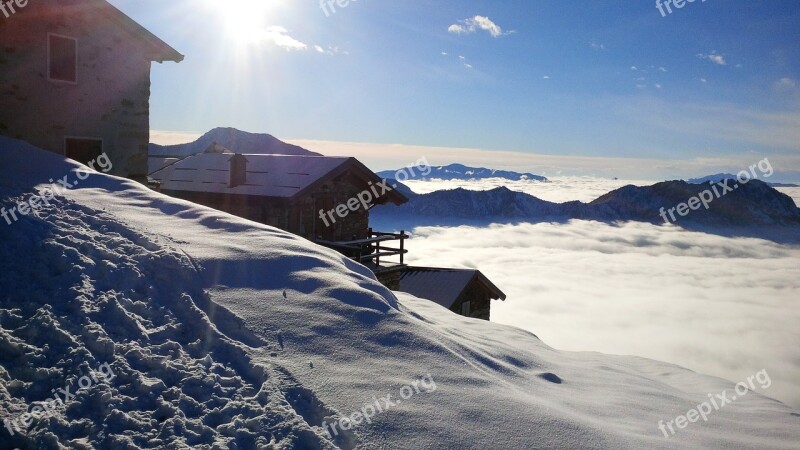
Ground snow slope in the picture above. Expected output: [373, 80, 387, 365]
[1, 136, 798, 449]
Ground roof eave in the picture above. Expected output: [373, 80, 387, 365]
[474, 271, 507, 301]
[99, 0, 184, 63]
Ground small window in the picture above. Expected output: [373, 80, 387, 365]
[460, 301, 471, 316]
[48, 34, 77, 83]
[65, 138, 102, 166]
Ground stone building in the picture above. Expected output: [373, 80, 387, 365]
[0, 0, 182, 180]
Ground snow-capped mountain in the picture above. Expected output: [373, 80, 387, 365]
[686, 173, 799, 188]
[374, 180, 800, 238]
[377, 163, 547, 181]
[3, 136, 799, 449]
[149, 127, 321, 158]
[686, 173, 740, 184]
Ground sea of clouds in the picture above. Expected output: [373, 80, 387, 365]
[399, 178, 800, 408]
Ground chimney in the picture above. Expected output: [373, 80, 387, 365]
[229, 154, 248, 188]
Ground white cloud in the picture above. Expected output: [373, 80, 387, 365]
[655, 83, 662, 89]
[447, 24, 465, 34]
[658, 67, 668, 72]
[448, 16, 509, 38]
[700, 78, 708, 83]
[775, 77, 796, 90]
[263, 26, 307, 51]
[441, 52, 448, 56]
[454, 55, 473, 69]
[401, 219, 800, 408]
[697, 52, 727, 66]
[631, 66, 638, 71]
[709, 55, 726, 65]
[590, 41, 606, 51]
[543, 75, 550, 80]
[314, 45, 349, 56]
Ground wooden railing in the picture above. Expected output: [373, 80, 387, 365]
[316, 228, 409, 267]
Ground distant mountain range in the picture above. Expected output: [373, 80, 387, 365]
[149, 128, 321, 158]
[686, 173, 799, 188]
[374, 180, 800, 243]
[377, 163, 547, 182]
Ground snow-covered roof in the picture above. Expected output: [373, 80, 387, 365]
[148, 157, 181, 173]
[398, 267, 506, 309]
[150, 152, 354, 199]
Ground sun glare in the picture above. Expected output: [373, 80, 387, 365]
[213, 0, 281, 45]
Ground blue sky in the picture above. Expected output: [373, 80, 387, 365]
[110, 0, 800, 179]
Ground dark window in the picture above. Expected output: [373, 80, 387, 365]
[65, 138, 102, 166]
[48, 34, 77, 82]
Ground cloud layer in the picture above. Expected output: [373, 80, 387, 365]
[403, 219, 800, 408]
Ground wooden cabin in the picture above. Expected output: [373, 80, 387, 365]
[149, 145, 409, 274]
[398, 267, 506, 321]
[0, 0, 182, 180]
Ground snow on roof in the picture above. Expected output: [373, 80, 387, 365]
[149, 152, 352, 198]
[398, 268, 478, 308]
[148, 156, 181, 173]
[398, 267, 505, 309]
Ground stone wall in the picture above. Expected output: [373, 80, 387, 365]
[453, 289, 492, 321]
[0, 0, 154, 179]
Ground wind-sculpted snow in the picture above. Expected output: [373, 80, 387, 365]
[0, 196, 339, 449]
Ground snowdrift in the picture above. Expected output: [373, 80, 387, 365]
[1, 136, 798, 449]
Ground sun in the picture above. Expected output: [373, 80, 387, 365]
[211, 0, 281, 45]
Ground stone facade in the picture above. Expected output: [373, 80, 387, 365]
[452, 289, 492, 321]
[0, 0, 181, 179]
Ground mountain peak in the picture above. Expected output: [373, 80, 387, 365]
[377, 163, 547, 182]
[149, 128, 321, 158]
